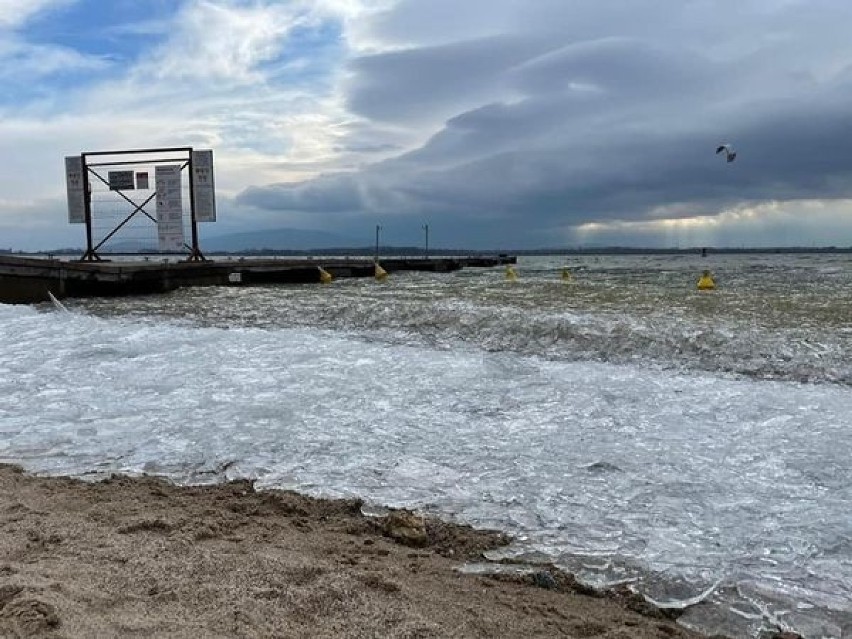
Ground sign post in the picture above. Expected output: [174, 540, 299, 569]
[65, 147, 216, 261]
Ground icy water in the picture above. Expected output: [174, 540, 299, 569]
[1, 253, 851, 638]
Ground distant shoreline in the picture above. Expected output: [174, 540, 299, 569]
[3, 246, 852, 258]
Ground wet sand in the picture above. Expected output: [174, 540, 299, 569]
[0, 464, 725, 638]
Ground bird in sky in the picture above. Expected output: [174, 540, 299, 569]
[716, 143, 736, 163]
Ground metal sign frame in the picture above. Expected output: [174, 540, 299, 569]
[74, 146, 208, 262]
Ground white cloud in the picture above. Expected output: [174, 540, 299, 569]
[131, 0, 388, 83]
[136, 1, 293, 83]
[0, 0, 71, 28]
[0, 37, 109, 82]
[0, 1, 108, 86]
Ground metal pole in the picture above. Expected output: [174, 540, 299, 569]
[375, 225, 381, 261]
[187, 151, 201, 261]
[423, 223, 429, 258]
[80, 154, 97, 261]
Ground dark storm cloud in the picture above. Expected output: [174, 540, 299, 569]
[237, 1, 852, 247]
[345, 34, 556, 124]
[238, 174, 363, 213]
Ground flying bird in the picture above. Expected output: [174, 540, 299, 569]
[716, 144, 736, 163]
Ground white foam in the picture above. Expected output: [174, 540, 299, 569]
[1, 301, 850, 637]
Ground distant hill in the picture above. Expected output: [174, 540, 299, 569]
[200, 228, 354, 252]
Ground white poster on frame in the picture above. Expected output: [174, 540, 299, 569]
[155, 165, 185, 252]
[65, 155, 86, 223]
[191, 149, 216, 222]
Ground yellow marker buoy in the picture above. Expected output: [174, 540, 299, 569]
[318, 267, 333, 284]
[561, 267, 572, 282]
[505, 265, 518, 281]
[697, 269, 716, 290]
[374, 262, 388, 281]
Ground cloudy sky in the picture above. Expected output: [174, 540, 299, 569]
[3, 0, 852, 250]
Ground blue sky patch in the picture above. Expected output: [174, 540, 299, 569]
[262, 19, 344, 91]
[21, 0, 178, 63]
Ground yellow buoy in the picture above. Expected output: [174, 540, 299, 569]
[318, 267, 333, 284]
[505, 265, 518, 281]
[697, 269, 716, 290]
[561, 267, 572, 282]
[374, 262, 388, 281]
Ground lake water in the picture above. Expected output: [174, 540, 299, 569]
[1, 253, 850, 638]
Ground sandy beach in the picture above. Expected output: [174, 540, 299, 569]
[0, 466, 720, 639]
[0, 464, 742, 639]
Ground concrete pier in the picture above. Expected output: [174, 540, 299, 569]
[0, 254, 516, 304]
